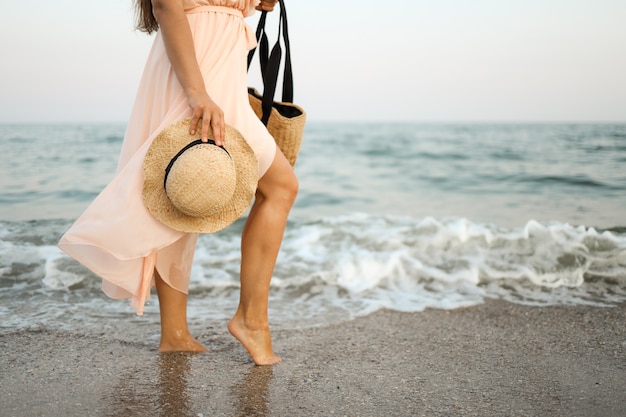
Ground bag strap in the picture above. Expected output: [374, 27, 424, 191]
[247, 0, 294, 125]
[247, 11, 269, 81]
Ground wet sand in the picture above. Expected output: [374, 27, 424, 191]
[1, 300, 624, 417]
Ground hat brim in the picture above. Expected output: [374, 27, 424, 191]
[142, 118, 258, 233]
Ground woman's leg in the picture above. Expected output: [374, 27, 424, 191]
[228, 151, 298, 365]
[155, 269, 207, 352]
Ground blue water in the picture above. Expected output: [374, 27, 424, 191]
[1, 122, 625, 338]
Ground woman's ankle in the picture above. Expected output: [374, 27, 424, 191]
[159, 330, 207, 353]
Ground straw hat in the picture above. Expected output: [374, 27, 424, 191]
[142, 118, 258, 233]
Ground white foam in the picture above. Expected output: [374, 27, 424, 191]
[1, 215, 625, 333]
[42, 251, 85, 290]
[263, 214, 626, 327]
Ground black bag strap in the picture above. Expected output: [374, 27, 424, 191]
[247, 11, 268, 81]
[247, 0, 294, 125]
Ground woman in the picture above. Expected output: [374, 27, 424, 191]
[59, 0, 297, 365]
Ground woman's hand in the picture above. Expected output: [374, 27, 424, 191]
[256, 0, 278, 12]
[187, 90, 225, 146]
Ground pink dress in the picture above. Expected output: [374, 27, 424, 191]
[58, 0, 276, 315]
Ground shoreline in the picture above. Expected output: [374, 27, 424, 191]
[1, 300, 624, 417]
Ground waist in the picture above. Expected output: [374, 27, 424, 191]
[185, 5, 244, 18]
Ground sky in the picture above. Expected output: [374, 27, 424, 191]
[1, 0, 625, 123]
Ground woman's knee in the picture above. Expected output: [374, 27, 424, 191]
[268, 170, 298, 210]
[283, 171, 299, 203]
[258, 152, 299, 204]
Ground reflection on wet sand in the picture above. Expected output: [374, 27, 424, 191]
[101, 352, 194, 417]
[102, 351, 276, 417]
[157, 353, 193, 417]
[231, 365, 274, 417]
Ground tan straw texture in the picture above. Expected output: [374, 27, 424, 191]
[142, 119, 258, 233]
[248, 88, 306, 167]
[164, 144, 237, 218]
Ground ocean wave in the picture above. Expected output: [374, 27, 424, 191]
[1, 215, 624, 334]
[512, 174, 612, 189]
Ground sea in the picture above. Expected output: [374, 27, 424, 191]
[1, 122, 625, 342]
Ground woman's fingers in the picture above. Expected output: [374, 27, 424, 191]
[206, 110, 225, 146]
[188, 93, 224, 145]
[256, 0, 278, 12]
[189, 114, 201, 136]
[193, 112, 224, 146]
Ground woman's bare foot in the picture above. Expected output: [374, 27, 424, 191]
[159, 332, 208, 353]
[228, 315, 281, 365]
[154, 270, 206, 353]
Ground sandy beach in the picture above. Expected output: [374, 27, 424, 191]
[1, 300, 624, 417]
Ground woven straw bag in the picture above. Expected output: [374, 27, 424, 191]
[247, 0, 306, 167]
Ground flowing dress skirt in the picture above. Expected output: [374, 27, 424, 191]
[58, 6, 276, 315]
